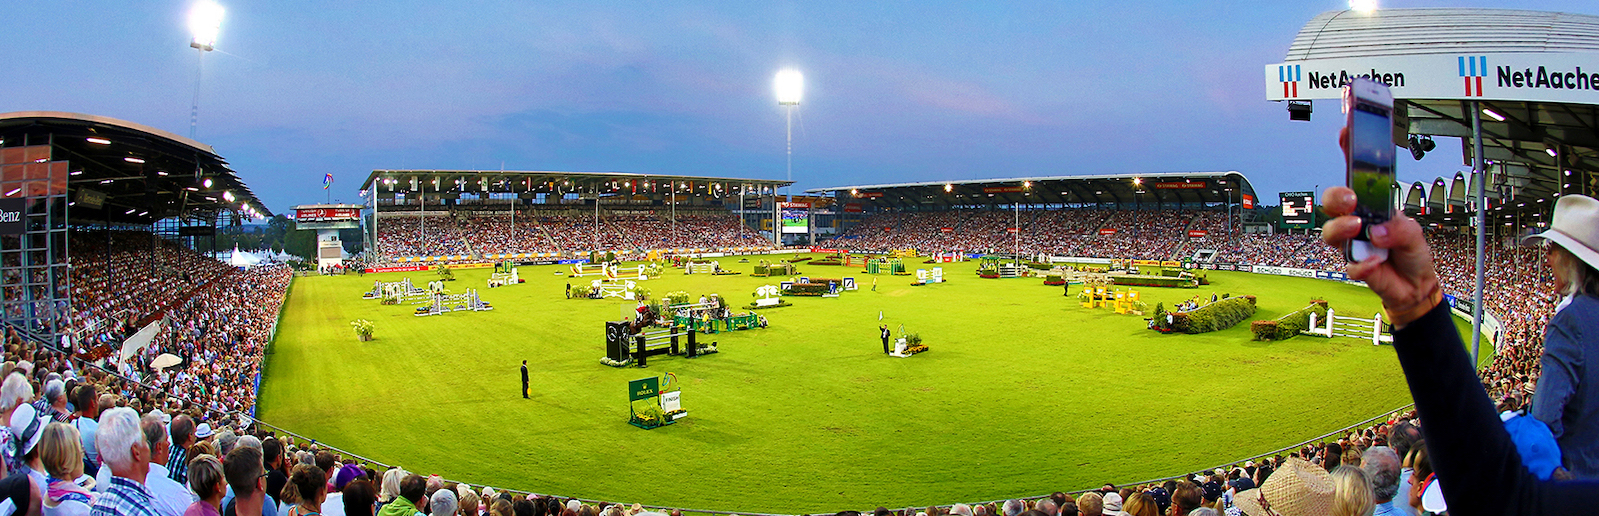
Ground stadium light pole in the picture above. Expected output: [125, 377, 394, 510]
[775, 70, 803, 202]
[1470, 100, 1487, 370]
[187, 0, 224, 139]
[775, 70, 803, 247]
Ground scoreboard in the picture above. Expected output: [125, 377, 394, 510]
[292, 204, 364, 230]
[1280, 191, 1315, 228]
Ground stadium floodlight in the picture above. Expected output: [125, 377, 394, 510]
[222, 191, 234, 202]
[775, 69, 803, 106]
[189, 1, 224, 51]
[203, 178, 213, 188]
[774, 69, 804, 217]
[86, 137, 111, 145]
[944, 184, 953, 193]
[1349, 0, 1378, 13]
[1546, 148, 1558, 157]
[1482, 109, 1505, 122]
[123, 157, 145, 164]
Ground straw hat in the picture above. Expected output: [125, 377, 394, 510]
[1523, 194, 1599, 271]
[1233, 458, 1333, 516]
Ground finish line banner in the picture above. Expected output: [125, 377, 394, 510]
[1266, 52, 1599, 104]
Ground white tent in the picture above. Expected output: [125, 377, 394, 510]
[228, 246, 264, 267]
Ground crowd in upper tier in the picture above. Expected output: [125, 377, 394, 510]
[375, 211, 769, 259]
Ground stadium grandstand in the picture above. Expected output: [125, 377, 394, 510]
[807, 172, 1262, 262]
[359, 170, 793, 265]
[0, 7, 1595, 516]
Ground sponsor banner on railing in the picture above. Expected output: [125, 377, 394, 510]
[809, 248, 845, 254]
[1048, 256, 1114, 265]
[1250, 265, 1317, 278]
[367, 265, 431, 273]
[1315, 271, 1350, 281]
[1188, 230, 1209, 238]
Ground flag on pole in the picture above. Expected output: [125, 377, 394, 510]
[878, 310, 883, 321]
[323, 173, 334, 190]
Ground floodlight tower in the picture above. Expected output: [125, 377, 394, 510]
[188, 0, 224, 139]
[775, 69, 803, 201]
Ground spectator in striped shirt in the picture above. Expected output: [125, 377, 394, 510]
[89, 407, 158, 516]
[168, 416, 196, 485]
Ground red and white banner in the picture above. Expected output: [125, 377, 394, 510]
[940, 227, 954, 233]
[295, 208, 361, 222]
[779, 201, 811, 209]
[1188, 230, 1209, 238]
[366, 265, 431, 273]
[1099, 228, 1118, 235]
[1006, 227, 1020, 234]
[857, 192, 884, 199]
[843, 203, 863, 213]
[1242, 194, 1256, 209]
[809, 248, 845, 254]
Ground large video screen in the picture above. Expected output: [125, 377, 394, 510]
[780, 202, 809, 234]
[1280, 191, 1314, 228]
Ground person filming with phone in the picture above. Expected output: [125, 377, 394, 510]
[1319, 77, 1599, 516]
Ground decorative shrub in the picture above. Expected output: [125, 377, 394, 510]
[1026, 261, 1052, 270]
[570, 285, 593, 298]
[747, 299, 792, 309]
[350, 319, 375, 341]
[784, 283, 829, 296]
[811, 259, 843, 266]
[1171, 295, 1256, 334]
[663, 291, 692, 305]
[1256, 300, 1331, 341]
[1110, 275, 1198, 288]
[629, 285, 651, 301]
[1250, 320, 1279, 341]
[1043, 275, 1065, 286]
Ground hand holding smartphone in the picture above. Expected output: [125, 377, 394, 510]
[1343, 77, 1396, 263]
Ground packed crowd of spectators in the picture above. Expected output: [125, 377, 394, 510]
[376, 217, 472, 258]
[0, 218, 1571, 516]
[1426, 230, 1558, 410]
[67, 231, 235, 362]
[376, 211, 771, 262]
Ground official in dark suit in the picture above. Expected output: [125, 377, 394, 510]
[880, 325, 891, 354]
[520, 360, 529, 399]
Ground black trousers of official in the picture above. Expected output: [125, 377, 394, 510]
[882, 337, 890, 354]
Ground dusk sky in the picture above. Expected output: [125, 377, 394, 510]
[2, 1, 1582, 213]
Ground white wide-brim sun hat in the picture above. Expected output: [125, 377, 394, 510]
[1522, 194, 1599, 272]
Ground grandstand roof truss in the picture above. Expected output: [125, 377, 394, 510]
[0, 111, 270, 225]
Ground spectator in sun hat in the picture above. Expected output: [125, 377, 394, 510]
[1099, 493, 1122, 516]
[11, 402, 53, 501]
[1521, 194, 1599, 478]
[0, 372, 37, 476]
[194, 424, 215, 442]
[1234, 457, 1333, 516]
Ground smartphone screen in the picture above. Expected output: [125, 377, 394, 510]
[1348, 101, 1394, 223]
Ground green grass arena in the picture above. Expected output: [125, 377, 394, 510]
[257, 254, 1483, 513]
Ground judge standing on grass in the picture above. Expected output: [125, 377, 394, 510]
[520, 361, 529, 399]
[879, 325, 891, 354]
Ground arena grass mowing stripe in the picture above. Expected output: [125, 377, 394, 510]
[258, 255, 1485, 512]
